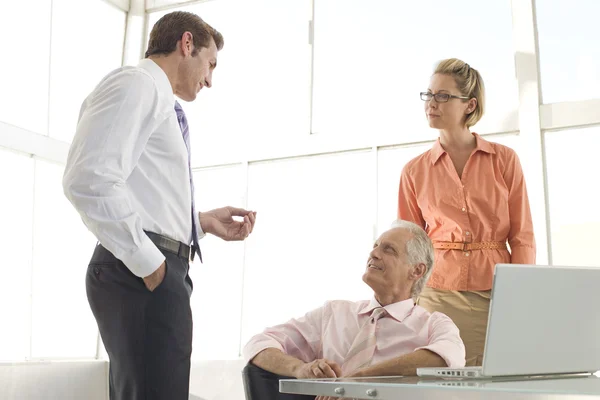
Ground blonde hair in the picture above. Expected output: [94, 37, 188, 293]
[434, 58, 485, 128]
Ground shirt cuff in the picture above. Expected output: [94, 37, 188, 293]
[119, 235, 166, 278]
[416, 341, 466, 368]
[510, 245, 536, 265]
[242, 335, 285, 363]
[196, 211, 206, 240]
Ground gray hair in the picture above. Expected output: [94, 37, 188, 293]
[390, 219, 434, 301]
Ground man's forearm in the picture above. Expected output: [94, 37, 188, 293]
[352, 349, 447, 377]
[251, 348, 305, 378]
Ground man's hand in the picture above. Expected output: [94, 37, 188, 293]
[313, 368, 364, 400]
[199, 207, 256, 241]
[295, 359, 342, 379]
[143, 261, 166, 292]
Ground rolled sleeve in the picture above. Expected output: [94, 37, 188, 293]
[242, 334, 286, 363]
[415, 312, 466, 368]
[397, 165, 426, 229]
[242, 305, 325, 364]
[503, 148, 536, 264]
[510, 246, 536, 266]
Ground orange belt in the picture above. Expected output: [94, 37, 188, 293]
[433, 241, 507, 251]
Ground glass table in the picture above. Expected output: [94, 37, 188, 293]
[280, 374, 600, 399]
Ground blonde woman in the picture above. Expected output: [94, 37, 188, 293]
[397, 58, 535, 366]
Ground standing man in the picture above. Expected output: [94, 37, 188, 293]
[63, 11, 256, 400]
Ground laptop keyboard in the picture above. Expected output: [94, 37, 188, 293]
[439, 367, 483, 377]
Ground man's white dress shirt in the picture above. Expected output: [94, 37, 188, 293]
[63, 59, 203, 278]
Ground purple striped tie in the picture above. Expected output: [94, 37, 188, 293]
[174, 101, 202, 262]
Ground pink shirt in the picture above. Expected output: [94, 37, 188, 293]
[243, 298, 466, 369]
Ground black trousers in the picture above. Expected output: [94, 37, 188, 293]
[86, 244, 193, 400]
[242, 363, 315, 400]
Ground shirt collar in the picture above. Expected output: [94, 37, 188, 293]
[358, 297, 416, 322]
[138, 59, 175, 105]
[429, 132, 496, 165]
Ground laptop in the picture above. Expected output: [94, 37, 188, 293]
[417, 264, 600, 378]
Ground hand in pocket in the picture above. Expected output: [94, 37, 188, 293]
[143, 261, 166, 292]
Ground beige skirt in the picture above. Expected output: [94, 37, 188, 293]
[417, 287, 491, 367]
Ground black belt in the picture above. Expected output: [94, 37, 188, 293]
[146, 232, 191, 260]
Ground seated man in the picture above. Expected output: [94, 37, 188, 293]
[242, 220, 465, 399]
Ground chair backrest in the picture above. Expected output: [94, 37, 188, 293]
[242, 363, 315, 400]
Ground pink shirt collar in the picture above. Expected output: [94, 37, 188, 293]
[358, 297, 417, 322]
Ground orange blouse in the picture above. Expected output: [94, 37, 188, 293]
[397, 134, 536, 291]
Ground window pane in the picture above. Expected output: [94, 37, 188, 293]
[191, 165, 246, 360]
[0, 150, 34, 360]
[31, 160, 98, 358]
[0, 0, 51, 134]
[377, 144, 430, 235]
[313, 0, 518, 139]
[148, 0, 310, 166]
[536, 0, 600, 104]
[486, 133, 522, 155]
[49, 0, 126, 142]
[545, 127, 600, 267]
[241, 152, 375, 347]
[146, 0, 181, 9]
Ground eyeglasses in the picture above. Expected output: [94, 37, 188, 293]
[420, 92, 469, 103]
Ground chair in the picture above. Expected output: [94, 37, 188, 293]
[242, 362, 315, 400]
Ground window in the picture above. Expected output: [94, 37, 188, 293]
[536, 0, 600, 104]
[146, 0, 180, 10]
[190, 165, 246, 359]
[486, 133, 522, 155]
[147, 0, 311, 166]
[30, 160, 98, 358]
[240, 152, 375, 347]
[0, 0, 51, 134]
[312, 0, 518, 140]
[377, 144, 431, 235]
[0, 149, 34, 360]
[48, 0, 126, 142]
[545, 127, 600, 267]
